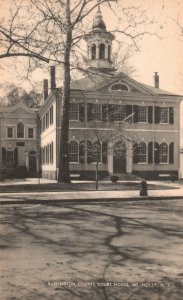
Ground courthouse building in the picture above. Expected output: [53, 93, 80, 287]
[38, 8, 182, 180]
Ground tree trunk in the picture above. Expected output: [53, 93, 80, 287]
[58, 0, 71, 183]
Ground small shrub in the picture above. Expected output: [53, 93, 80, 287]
[110, 175, 119, 183]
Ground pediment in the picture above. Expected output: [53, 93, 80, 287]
[2, 102, 36, 116]
[88, 72, 156, 95]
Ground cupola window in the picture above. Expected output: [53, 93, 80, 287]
[99, 43, 105, 59]
[108, 45, 111, 60]
[91, 44, 96, 60]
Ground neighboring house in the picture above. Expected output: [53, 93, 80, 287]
[38, 8, 182, 180]
[0, 102, 39, 178]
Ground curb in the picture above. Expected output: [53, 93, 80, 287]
[0, 195, 183, 205]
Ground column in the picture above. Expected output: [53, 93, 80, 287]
[25, 152, 29, 172]
[107, 141, 113, 174]
[104, 43, 108, 60]
[96, 41, 100, 59]
[126, 142, 133, 174]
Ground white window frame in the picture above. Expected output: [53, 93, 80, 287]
[69, 103, 79, 121]
[159, 107, 169, 124]
[92, 104, 102, 121]
[138, 106, 148, 123]
[159, 142, 169, 164]
[7, 127, 13, 139]
[137, 142, 147, 164]
[69, 140, 79, 163]
[28, 127, 34, 139]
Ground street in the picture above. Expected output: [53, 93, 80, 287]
[0, 198, 183, 300]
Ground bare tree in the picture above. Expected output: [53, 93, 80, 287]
[0, 0, 158, 183]
[79, 107, 135, 190]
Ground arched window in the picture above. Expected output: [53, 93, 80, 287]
[99, 43, 105, 59]
[111, 84, 129, 91]
[93, 141, 102, 163]
[69, 141, 79, 163]
[108, 45, 111, 60]
[159, 142, 168, 163]
[17, 122, 24, 138]
[138, 142, 147, 163]
[91, 44, 96, 60]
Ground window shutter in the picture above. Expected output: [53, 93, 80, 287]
[169, 142, 174, 164]
[154, 106, 160, 124]
[148, 142, 153, 164]
[133, 143, 138, 163]
[79, 141, 85, 164]
[2, 148, 6, 165]
[102, 105, 108, 122]
[154, 142, 159, 164]
[169, 107, 174, 124]
[87, 141, 93, 164]
[148, 106, 153, 123]
[133, 105, 139, 123]
[14, 148, 18, 166]
[102, 141, 107, 163]
[87, 103, 93, 121]
[79, 103, 85, 122]
[126, 105, 133, 122]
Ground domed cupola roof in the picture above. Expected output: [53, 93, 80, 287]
[92, 7, 106, 31]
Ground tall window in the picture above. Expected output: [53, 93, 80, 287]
[99, 43, 105, 59]
[69, 141, 79, 163]
[138, 142, 147, 163]
[17, 122, 24, 138]
[7, 127, 13, 138]
[114, 105, 126, 121]
[28, 128, 34, 139]
[50, 106, 53, 125]
[91, 44, 96, 59]
[69, 103, 79, 120]
[160, 107, 168, 123]
[159, 143, 168, 163]
[138, 106, 147, 123]
[92, 104, 102, 121]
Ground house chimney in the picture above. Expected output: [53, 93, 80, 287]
[50, 66, 56, 90]
[153, 72, 159, 89]
[43, 79, 48, 101]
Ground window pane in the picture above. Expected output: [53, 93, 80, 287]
[7, 127, 13, 138]
[17, 123, 24, 138]
[69, 141, 79, 162]
[113, 105, 126, 121]
[138, 106, 147, 122]
[138, 143, 147, 163]
[91, 104, 102, 121]
[93, 141, 102, 163]
[159, 143, 168, 163]
[69, 103, 79, 120]
[160, 107, 168, 123]
[28, 128, 34, 139]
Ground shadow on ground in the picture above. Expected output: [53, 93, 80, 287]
[0, 200, 183, 299]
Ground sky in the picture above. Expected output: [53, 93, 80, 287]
[0, 0, 183, 96]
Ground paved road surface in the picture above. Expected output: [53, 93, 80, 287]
[0, 199, 183, 300]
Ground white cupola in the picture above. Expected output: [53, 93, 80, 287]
[84, 6, 115, 73]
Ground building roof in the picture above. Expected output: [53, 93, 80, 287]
[70, 71, 182, 97]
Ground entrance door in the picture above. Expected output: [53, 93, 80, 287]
[113, 141, 126, 173]
[29, 151, 37, 177]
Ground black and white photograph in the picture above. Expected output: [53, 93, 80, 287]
[0, 0, 183, 299]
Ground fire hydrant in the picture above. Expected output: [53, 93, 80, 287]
[140, 180, 148, 196]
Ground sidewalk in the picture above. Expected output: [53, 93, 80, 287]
[0, 178, 183, 204]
